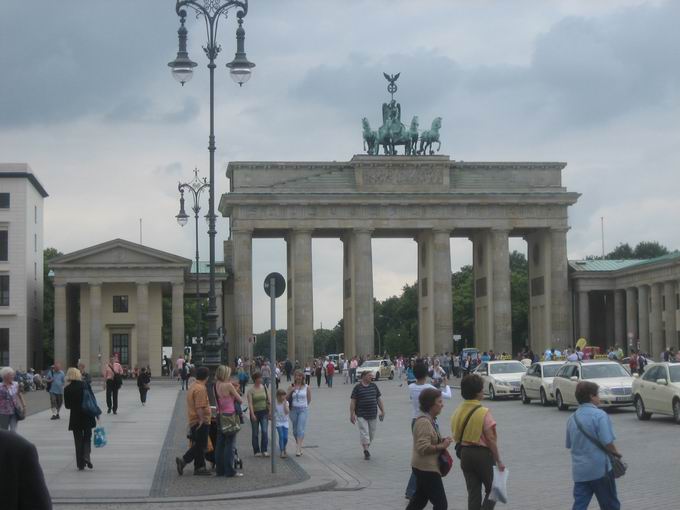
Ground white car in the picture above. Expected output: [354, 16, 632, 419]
[632, 362, 680, 423]
[474, 360, 528, 400]
[355, 359, 394, 381]
[552, 361, 633, 411]
[520, 361, 565, 406]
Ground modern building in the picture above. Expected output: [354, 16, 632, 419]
[0, 163, 48, 370]
[569, 252, 680, 358]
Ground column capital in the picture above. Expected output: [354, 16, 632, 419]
[489, 227, 511, 236]
[88, 280, 102, 288]
[230, 227, 253, 236]
[136, 281, 150, 288]
[353, 228, 374, 235]
[550, 226, 571, 234]
[54, 282, 68, 289]
[432, 228, 452, 237]
[171, 280, 185, 288]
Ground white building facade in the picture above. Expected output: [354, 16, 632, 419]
[0, 163, 47, 370]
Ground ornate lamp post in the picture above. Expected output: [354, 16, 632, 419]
[168, 0, 255, 366]
[176, 168, 210, 358]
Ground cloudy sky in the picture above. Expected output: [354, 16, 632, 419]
[2, 0, 679, 332]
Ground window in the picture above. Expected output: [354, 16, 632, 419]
[112, 295, 128, 313]
[0, 193, 9, 208]
[662, 296, 666, 311]
[421, 277, 428, 297]
[111, 333, 129, 365]
[642, 366, 660, 382]
[34, 205, 37, 224]
[34, 262, 37, 280]
[0, 275, 8, 306]
[0, 231, 7, 261]
[34, 233, 37, 253]
[0, 329, 8, 366]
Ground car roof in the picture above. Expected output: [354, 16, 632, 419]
[535, 361, 565, 365]
[487, 360, 524, 364]
[565, 360, 621, 365]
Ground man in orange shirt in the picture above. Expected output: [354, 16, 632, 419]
[102, 355, 123, 415]
[176, 366, 212, 476]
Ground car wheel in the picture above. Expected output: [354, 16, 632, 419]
[540, 387, 549, 407]
[489, 384, 496, 401]
[374, 371, 380, 381]
[520, 386, 530, 404]
[556, 390, 568, 411]
[634, 396, 651, 421]
[673, 398, 680, 425]
[389, 371, 394, 380]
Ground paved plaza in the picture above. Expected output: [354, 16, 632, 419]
[17, 376, 679, 509]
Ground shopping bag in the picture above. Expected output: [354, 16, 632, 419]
[94, 426, 107, 448]
[489, 466, 508, 503]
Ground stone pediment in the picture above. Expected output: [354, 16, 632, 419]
[50, 239, 191, 269]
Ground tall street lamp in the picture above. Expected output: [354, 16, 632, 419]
[176, 168, 210, 357]
[168, 0, 255, 366]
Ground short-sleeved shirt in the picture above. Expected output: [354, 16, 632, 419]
[48, 370, 66, 395]
[186, 380, 210, 426]
[248, 386, 269, 412]
[0, 382, 19, 415]
[351, 382, 381, 420]
[566, 403, 616, 482]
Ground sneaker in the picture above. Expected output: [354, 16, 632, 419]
[175, 457, 186, 476]
[254, 452, 261, 457]
[50, 415, 57, 420]
[263, 452, 270, 457]
[56, 415, 60, 419]
[107, 409, 111, 414]
[234, 472, 244, 477]
[194, 468, 213, 476]
[363, 449, 371, 460]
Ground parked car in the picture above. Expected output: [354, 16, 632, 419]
[356, 359, 394, 380]
[632, 362, 680, 423]
[474, 360, 527, 400]
[552, 360, 634, 411]
[520, 361, 565, 406]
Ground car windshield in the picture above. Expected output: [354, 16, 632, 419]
[582, 364, 629, 379]
[670, 365, 680, 383]
[362, 361, 380, 367]
[542, 365, 562, 377]
[489, 363, 526, 374]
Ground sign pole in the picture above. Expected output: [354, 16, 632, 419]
[269, 276, 277, 474]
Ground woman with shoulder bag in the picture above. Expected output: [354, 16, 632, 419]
[451, 374, 505, 510]
[0, 367, 25, 431]
[406, 388, 452, 510]
[214, 365, 243, 477]
[63, 368, 97, 470]
[287, 370, 311, 457]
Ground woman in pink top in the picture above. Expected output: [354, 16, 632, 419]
[214, 365, 243, 477]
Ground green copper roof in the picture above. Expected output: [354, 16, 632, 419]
[569, 251, 680, 272]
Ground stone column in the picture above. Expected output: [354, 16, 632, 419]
[232, 229, 253, 360]
[526, 230, 551, 355]
[491, 229, 511, 355]
[637, 285, 650, 354]
[625, 287, 637, 345]
[342, 234, 355, 359]
[650, 283, 664, 358]
[614, 290, 626, 347]
[664, 281, 677, 352]
[136, 282, 150, 369]
[550, 228, 571, 347]
[54, 283, 68, 365]
[472, 231, 493, 353]
[432, 230, 453, 355]
[354, 229, 374, 357]
[89, 283, 102, 371]
[171, 282, 185, 361]
[417, 231, 435, 356]
[286, 230, 314, 365]
[578, 290, 590, 340]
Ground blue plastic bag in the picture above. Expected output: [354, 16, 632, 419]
[94, 426, 107, 448]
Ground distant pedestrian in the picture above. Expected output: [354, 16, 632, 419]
[451, 374, 505, 510]
[284, 359, 293, 382]
[214, 365, 243, 478]
[247, 372, 270, 457]
[315, 361, 322, 388]
[46, 363, 66, 420]
[0, 367, 25, 431]
[0, 429, 52, 509]
[350, 370, 385, 460]
[274, 389, 290, 458]
[326, 361, 335, 388]
[137, 367, 151, 405]
[176, 366, 212, 476]
[304, 364, 311, 386]
[566, 381, 622, 510]
[103, 356, 123, 414]
[343, 360, 350, 384]
[238, 367, 248, 394]
[287, 370, 311, 457]
[77, 362, 92, 385]
[180, 361, 191, 391]
[63, 367, 96, 471]
[350, 357, 358, 383]
[406, 388, 451, 510]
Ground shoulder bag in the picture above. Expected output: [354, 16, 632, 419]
[6, 386, 25, 421]
[110, 365, 123, 389]
[215, 384, 240, 435]
[573, 414, 627, 478]
[454, 405, 482, 459]
[417, 415, 453, 477]
[82, 382, 102, 418]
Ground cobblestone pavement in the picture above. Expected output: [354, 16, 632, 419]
[55, 375, 680, 509]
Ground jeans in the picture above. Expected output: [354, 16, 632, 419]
[405, 468, 448, 510]
[182, 423, 208, 471]
[139, 388, 148, 404]
[0, 414, 17, 431]
[305, 374, 311, 385]
[251, 409, 269, 454]
[327, 375, 333, 387]
[215, 431, 237, 477]
[316, 374, 322, 387]
[72, 428, 92, 469]
[105, 380, 118, 412]
[181, 378, 189, 390]
[290, 407, 308, 440]
[50, 392, 64, 415]
[277, 426, 289, 452]
[573, 472, 621, 510]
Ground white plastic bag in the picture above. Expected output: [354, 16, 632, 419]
[489, 466, 508, 504]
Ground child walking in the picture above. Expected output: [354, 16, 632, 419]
[274, 389, 290, 458]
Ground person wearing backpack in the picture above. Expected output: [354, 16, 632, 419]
[64, 367, 97, 470]
[103, 356, 123, 415]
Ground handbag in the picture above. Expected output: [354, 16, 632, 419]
[4, 386, 25, 421]
[454, 405, 482, 459]
[215, 385, 240, 435]
[573, 414, 627, 478]
[417, 415, 454, 477]
[82, 382, 102, 418]
[110, 365, 123, 389]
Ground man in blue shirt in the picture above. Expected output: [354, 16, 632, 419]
[566, 381, 622, 510]
[46, 362, 66, 420]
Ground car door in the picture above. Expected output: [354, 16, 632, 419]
[564, 365, 579, 404]
[525, 364, 540, 397]
[656, 365, 674, 414]
[476, 363, 489, 389]
[638, 366, 660, 412]
[553, 365, 569, 398]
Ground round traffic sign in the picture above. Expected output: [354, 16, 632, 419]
[264, 272, 286, 298]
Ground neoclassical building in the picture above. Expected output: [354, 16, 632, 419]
[570, 252, 680, 357]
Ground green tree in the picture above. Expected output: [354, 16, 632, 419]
[509, 251, 529, 354]
[452, 265, 474, 348]
[253, 329, 288, 361]
[633, 241, 669, 259]
[43, 247, 63, 365]
[605, 243, 635, 260]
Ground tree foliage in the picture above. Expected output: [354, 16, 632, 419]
[600, 241, 670, 260]
[42, 247, 63, 365]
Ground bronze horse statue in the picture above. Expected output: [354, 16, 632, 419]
[418, 117, 442, 155]
[362, 118, 378, 155]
